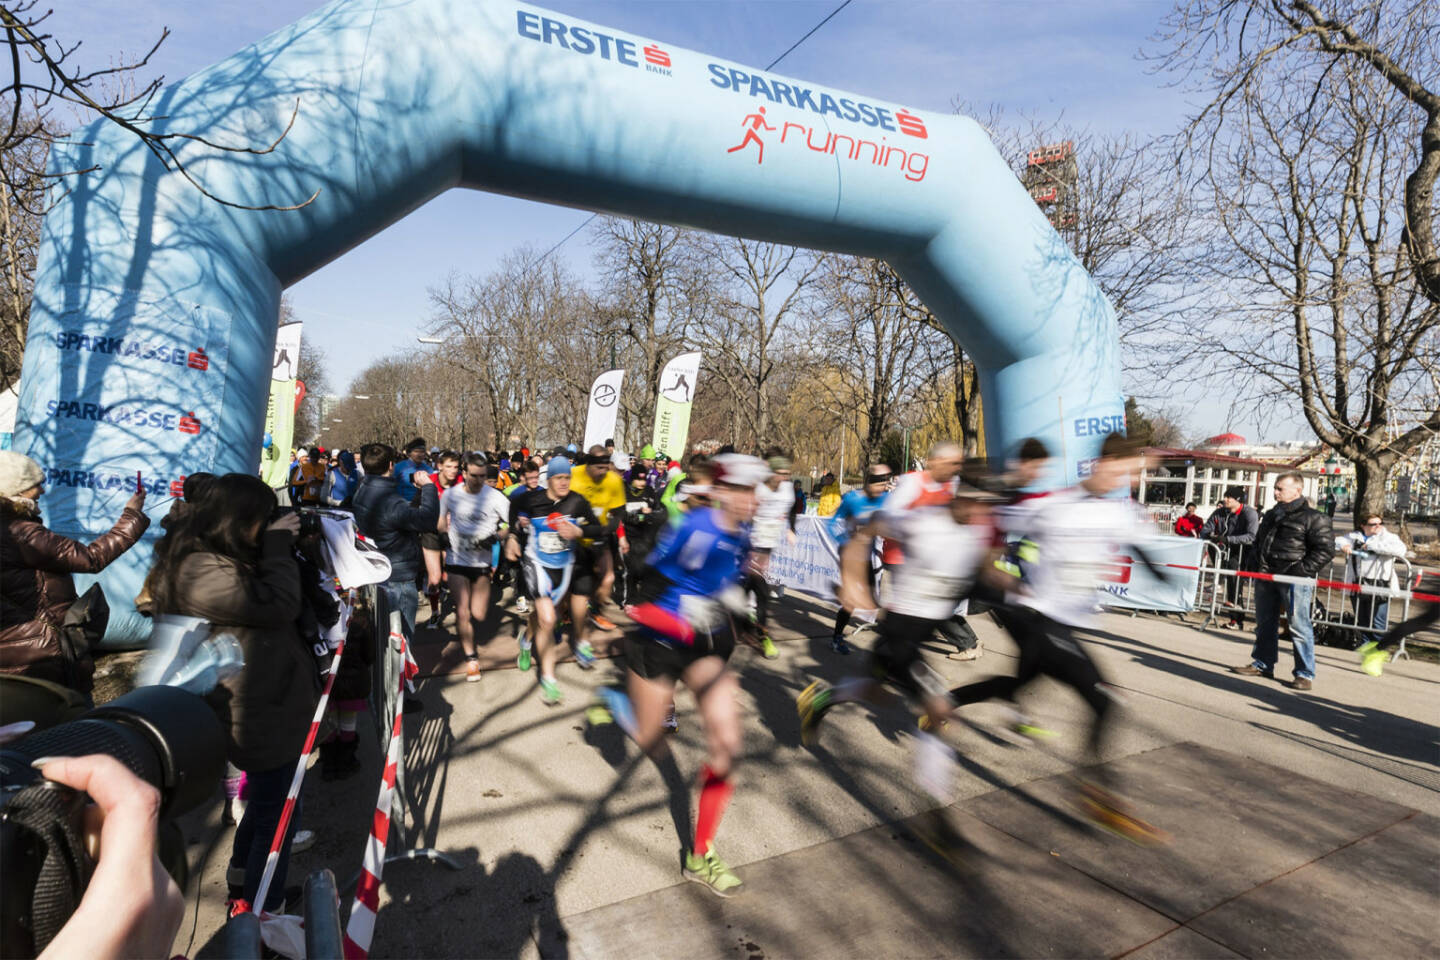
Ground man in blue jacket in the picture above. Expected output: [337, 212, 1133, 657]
[353, 442, 440, 638]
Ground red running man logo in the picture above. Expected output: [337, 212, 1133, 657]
[727, 106, 775, 164]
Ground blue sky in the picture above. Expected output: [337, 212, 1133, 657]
[42, 0, 1282, 442]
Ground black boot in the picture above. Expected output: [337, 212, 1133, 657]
[318, 738, 340, 781]
[331, 738, 361, 780]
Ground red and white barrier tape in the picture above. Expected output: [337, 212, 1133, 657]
[1199, 565, 1440, 603]
[250, 631, 347, 915]
[342, 628, 419, 960]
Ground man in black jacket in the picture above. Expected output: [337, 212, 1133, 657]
[1231, 472, 1332, 690]
[352, 442, 440, 640]
[1202, 485, 1260, 630]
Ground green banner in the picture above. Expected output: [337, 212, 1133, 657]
[260, 323, 302, 487]
[651, 351, 701, 458]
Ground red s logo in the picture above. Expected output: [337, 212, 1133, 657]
[178, 412, 201, 435]
[896, 110, 927, 139]
[643, 45, 671, 67]
[170, 478, 186, 497]
[1099, 555, 1133, 584]
[187, 348, 209, 371]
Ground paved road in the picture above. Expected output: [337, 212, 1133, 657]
[183, 594, 1438, 958]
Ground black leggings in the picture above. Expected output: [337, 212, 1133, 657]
[746, 570, 771, 628]
[949, 605, 1112, 760]
[1377, 574, 1440, 652]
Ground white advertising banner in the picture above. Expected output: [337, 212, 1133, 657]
[1097, 535, 1204, 613]
[766, 520, 1202, 616]
[582, 368, 625, 451]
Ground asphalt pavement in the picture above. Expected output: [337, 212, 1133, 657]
[182, 591, 1439, 959]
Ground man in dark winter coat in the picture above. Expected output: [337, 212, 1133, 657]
[351, 443, 439, 639]
[1202, 485, 1260, 630]
[1231, 472, 1332, 690]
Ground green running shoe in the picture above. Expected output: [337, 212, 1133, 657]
[539, 676, 562, 706]
[1013, 720, 1059, 741]
[1357, 640, 1388, 677]
[759, 633, 779, 660]
[796, 680, 833, 747]
[517, 643, 532, 672]
[683, 844, 742, 897]
[574, 640, 597, 670]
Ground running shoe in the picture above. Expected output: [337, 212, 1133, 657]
[574, 641, 597, 670]
[683, 844, 742, 897]
[588, 612, 618, 632]
[291, 829, 316, 854]
[585, 704, 614, 727]
[1013, 720, 1058, 741]
[759, 632, 779, 660]
[1357, 640, 1388, 677]
[830, 635, 852, 655]
[515, 595, 531, 615]
[517, 643, 532, 673]
[1072, 781, 1171, 847]
[796, 681, 833, 746]
[465, 656, 482, 683]
[947, 645, 982, 662]
[539, 676, 562, 706]
[916, 714, 949, 732]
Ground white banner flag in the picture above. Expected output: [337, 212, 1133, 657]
[583, 369, 625, 451]
[651, 351, 702, 458]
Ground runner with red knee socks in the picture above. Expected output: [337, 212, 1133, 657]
[623, 453, 770, 896]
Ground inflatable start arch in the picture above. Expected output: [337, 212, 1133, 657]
[14, 0, 1123, 643]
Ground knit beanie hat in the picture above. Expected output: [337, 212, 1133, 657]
[0, 451, 44, 500]
[767, 455, 792, 473]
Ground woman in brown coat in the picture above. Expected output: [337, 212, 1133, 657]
[0, 451, 149, 694]
[147, 473, 316, 914]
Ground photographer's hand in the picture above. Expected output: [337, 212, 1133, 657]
[267, 512, 302, 536]
[34, 755, 184, 960]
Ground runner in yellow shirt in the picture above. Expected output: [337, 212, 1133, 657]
[570, 445, 629, 631]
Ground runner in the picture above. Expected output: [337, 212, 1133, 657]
[420, 451, 462, 627]
[506, 455, 605, 705]
[881, 442, 983, 660]
[797, 485, 1001, 816]
[826, 464, 893, 654]
[503, 461, 543, 615]
[620, 466, 665, 603]
[945, 433, 1173, 844]
[438, 453, 513, 683]
[744, 454, 799, 659]
[1358, 570, 1439, 677]
[623, 453, 770, 896]
[569, 445, 629, 633]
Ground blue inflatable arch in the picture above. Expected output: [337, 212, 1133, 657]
[14, 0, 1123, 643]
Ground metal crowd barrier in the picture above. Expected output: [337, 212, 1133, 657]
[1198, 544, 1419, 659]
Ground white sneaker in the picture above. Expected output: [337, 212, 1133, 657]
[515, 596, 531, 615]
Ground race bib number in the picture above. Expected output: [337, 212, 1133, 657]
[538, 531, 566, 555]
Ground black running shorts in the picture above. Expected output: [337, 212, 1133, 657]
[868, 611, 946, 697]
[626, 622, 736, 683]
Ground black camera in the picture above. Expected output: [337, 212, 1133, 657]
[274, 504, 324, 537]
[0, 685, 225, 958]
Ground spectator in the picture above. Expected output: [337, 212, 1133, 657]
[1339, 514, 1408, 646]
[1231, 471, 1332, 690]
[816, 472, 842, 517]
[145, 473, 314, 914]
[1173, 502, 1204, 537]
[324, 449, 359, 507]
[1323, 489, 1338, 518]
[1201, 486, 1259, 630]
[352, 442, 439, 637]
[290, 447, 326, 505]
[0, 451, 149, 695]
[393, 438, 430, 502]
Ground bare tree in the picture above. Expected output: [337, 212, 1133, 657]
[1155, 5, 1439, 518]
[809, 255, 949, 464]
[1151, 0, 1439, 304]
[0, 106, 45, 389]
[695, 237, 819, 450]
[590, 218, 711, 445]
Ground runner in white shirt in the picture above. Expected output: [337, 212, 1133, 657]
[438, 453, 513, 683]
[949, 433, 1174, 845]
[742, 454, 798, 659]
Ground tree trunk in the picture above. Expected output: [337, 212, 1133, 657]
[1351, 456, 1391, 527]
